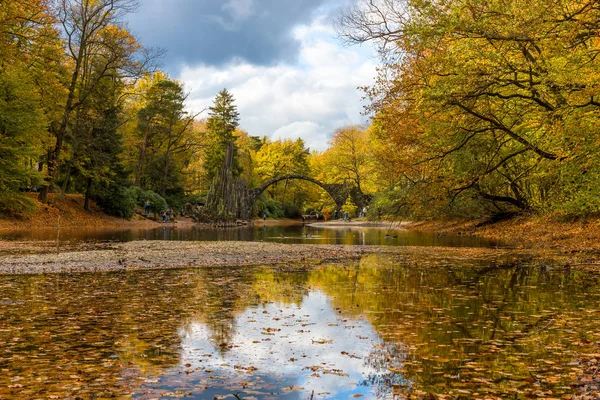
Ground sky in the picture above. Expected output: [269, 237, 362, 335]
[126, 0, 377, 151]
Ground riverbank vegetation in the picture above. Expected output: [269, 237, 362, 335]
[2, 0, 600, 225]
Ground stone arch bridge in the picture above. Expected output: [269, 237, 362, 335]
[242, 174, 351, 219]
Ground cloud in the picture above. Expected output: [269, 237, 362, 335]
[175, 291, 385, 396]
[127, 0, 332, 71]
[272, 122, 326, 150]
[178, 15, 377, 150]
[222, 0, 254, 23]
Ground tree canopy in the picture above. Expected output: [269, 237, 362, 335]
[338, 0, 600, 219]
[2, 0, 600, 222]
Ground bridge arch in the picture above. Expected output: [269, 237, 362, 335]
[247, 174, 349, 215]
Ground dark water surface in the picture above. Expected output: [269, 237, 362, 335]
[0, 223, 499, 247]
[1, 254, 599, 398]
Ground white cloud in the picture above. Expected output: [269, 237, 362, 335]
[178, 10, 377, 151]
[222, 0, 254, 23]
[174, 291, 387, 396]
[272, 121, 326, 150]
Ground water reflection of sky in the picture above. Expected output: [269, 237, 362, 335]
[133, 291, 404, 399]
[2, 258, 599, 398]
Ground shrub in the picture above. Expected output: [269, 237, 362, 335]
[255, 197, 284, 218]
[321, 206, 332, 221]
[341, 197, 358, 218]
[129, 186, 168, 213]
[0, 192, 37, 216]
[91, 183, 137, 219]
[282, 202, 302, 218]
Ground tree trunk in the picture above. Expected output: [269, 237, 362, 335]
[39, 45, 84, 203]
[162, 141, 173, 196]
[83, 177, 92, 211]
[60, 163, 72, 197]
[282, 180, 288, 203]
[135, 136, 147, 186]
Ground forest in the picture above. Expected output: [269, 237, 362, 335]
[2, 0, 600, 222]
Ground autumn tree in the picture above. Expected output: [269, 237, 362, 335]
[0, 0, 64, 213]
[325, 125, 374, 194]
[38, 0, 153, 203]
[339, 0, 600, 218]
[254, 138, 310, 207]
[235, 129, 264, 188]
[180, 119, 209, 193]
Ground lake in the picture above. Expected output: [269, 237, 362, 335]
[0, 223, 499, 247]
[0, 253, 598, 398]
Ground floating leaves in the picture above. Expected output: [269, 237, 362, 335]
[0, 253, 599, 399]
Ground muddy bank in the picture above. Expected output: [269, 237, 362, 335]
[0, 194, 180, 231]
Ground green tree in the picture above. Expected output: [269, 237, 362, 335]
[203, 89, 240, 182]
[76, 70, 127, 211]
[133, 76, 198, 196]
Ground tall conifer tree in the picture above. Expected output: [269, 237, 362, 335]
[203, 89, 240, 182]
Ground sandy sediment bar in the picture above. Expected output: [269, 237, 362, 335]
[0, 241, 370, 274]
[0, 240, 560, 275]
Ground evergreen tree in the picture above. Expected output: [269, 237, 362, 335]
[203, 89, 241, 182]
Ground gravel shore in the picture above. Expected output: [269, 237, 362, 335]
[0, 239, 569, 275]
[0, 241, 371, 274]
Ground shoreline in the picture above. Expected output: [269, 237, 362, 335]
[309, 217, 600, 253]
[400, 216, 600, 253]
[307, 220, 407, 228]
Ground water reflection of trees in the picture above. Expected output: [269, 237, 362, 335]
[308, 254, 600, 398]
[0, 271, 201, 397]
[1, 255, 599, 398]
[0, 264, 313, 397]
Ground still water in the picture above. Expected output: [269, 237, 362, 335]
[0, 223, 499, 247]
[0, 254, 598, 398]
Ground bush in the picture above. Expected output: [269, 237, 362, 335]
[282, 202, 302, 218]
[341, 197, 358, 218]
[255, 197, 284, 218]
[0, 192, 37, 216]
[321, 206, 332, 221]
[547, 164, 600, 220]
[255, 197, 304, 219]
[129, 186, 168, 213]
[163, 188, 187, 213]
[91, 183, 137, 219]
